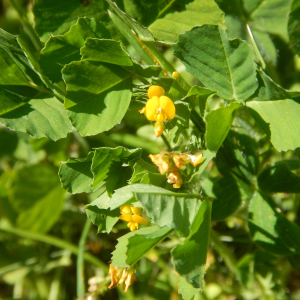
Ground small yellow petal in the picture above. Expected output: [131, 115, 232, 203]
[132, 215, 148, 225]
[131, 207, 142, 215]
[148, 86, 165, 99]
[130, 223, 136, 231]
[120, 214, 133, 222]
[120, 205, 133, 214]
[159, 96, 175, 120]
[145, 96, 160, 121]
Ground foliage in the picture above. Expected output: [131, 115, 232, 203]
[1, 0, 300, 299]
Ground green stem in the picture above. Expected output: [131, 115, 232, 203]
[98, 133, 117, 148]
[161, 132, 172, 151]
[134, 73, 150, 85]
[77, 219, 92, 299]
[210, 230, 238, 276]
[0, 224, 107, 271]
[9, 0, 42, 52]
[157, 0, 176, 18]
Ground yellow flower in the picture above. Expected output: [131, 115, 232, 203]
[167, 171, 183, 189]
[139, 86, 176, 137]
[119, 205, 148, 231]
[144, 96, 175, 122]
[108, 265, 137, 292]
[148, 152, 172, 174]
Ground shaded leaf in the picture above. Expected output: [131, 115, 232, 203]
[174, 25, 258, 101]
[85, 205, 119, 234]
[91, 147, 141, 188]
[33, 0, 109, 42]
[201, 176, 241, 221]
[288, 0, 300, 55]
[172, 200, 211, 288]
[248, 192, 300, 255]
[16, 186, 65, 233]
[59, 152, 94, 194]
[250, 0, 293, 36]
[258, 160, 300, 193]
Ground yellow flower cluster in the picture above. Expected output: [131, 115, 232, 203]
[119, 204, 148, 231]
[108, 265, 136, 292]
[139, 86, 175, 137]
[149, 151, 203, 188]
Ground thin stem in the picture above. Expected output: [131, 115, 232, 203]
[0, 224, 107, 271]
[134, 73, 150, 85]
[9, 0, 42, 52]
[77, 219, 92, 299]
[161, 132, 172, 151]
[157, 0, 176, 19]
[98, 133, 117, 148]
[210, 230, 238, 276]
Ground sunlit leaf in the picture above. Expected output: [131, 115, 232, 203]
[149, 0, 225, 43]
[174, 25, 258, 101]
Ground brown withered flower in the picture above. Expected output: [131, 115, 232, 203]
[108, 265, 137, 292]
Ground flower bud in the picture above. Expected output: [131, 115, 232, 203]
[172, 71, 180, 79]
[189, 152, 203, 167]
[167, 171, 183, 188]
[154, 122, 164, 137]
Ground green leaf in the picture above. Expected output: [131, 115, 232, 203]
[258, 160, 300, 193]
[59, 152, 94, 194]
[105, 0, 154, 42]
[201, 176, 241, 221]
[250, 0, 293, 36]
[0, 29, 39, 85]
[174, 25, 258, 101]
[172, 200, 211, 288]
[33, 0, 109, 42]
[81, 39, 133, 67]
[247, 99, 300, 151]
[205, 103, 241, 152]
[62, 58, 132, 136]
[0, 96, 72, 141]
[165, 101, 191, 143]
[8, 164, 60, 212]
[215, 128, 260, 180]
[149, 0, 225, 44]
[251, 70, 297, 101]
[40, 17, 110, 83]
[111, 226, 172, 268]
[16, 186, 65, 233]
[85, 205, 119, 234]
[106, 166, 132, 197]
[289, 0, 300, 55]
[91, 147, 141, 188]
[248, 192, 300, 255]
[178, 276, 201, 300]
[103, 184, 203, 237]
